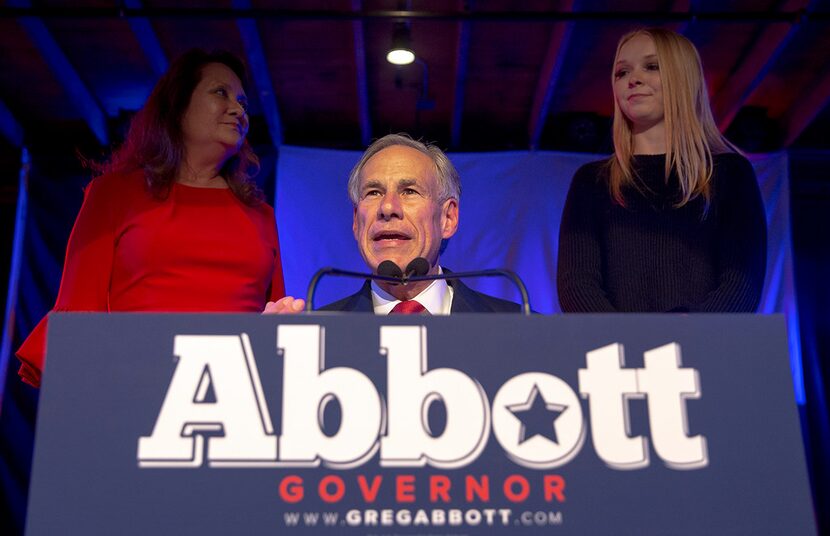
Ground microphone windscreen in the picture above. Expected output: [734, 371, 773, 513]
[405, 257, 430, 276]
[377, 260, 403, 278]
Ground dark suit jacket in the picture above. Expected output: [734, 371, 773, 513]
[319, 269, 522, 313]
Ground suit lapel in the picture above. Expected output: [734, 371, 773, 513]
[351, 280, 375, 312]
[448, 276, 485, 313]
[334, 280, 374, 312]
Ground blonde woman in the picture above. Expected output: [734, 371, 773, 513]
[557, 28, 767, 312]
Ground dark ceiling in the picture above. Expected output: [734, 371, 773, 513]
[1, 0, 830, 159]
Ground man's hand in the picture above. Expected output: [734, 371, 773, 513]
[263, 296, 306, 314]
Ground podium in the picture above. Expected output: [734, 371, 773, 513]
[26, 313, 816, 534]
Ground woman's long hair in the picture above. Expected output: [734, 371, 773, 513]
[609, 28, 736, 208]
[103, 49, 262, 205]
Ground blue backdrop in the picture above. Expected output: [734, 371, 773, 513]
[277, 147, 803, 399]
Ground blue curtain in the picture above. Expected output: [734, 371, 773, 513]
[277, 148, 804, 395]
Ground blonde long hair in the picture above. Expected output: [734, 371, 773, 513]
[609, 28, 736, 207]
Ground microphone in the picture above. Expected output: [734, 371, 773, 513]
[377, 260, 403, 279]
[400, 257, 532, 315]
[404, 257, 429, 278]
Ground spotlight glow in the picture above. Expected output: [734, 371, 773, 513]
[387, 49, 415, 65]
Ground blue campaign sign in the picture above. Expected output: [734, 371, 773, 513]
[27, 313, 815, 535]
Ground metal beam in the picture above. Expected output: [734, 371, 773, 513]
[712, 0, 808, 132]
[450, 17, 470, 149]
[670, 0, 693, 35]
[123, 0, 168, 76]
[0, 98, 24, 147]
[352, 0, 371, 147]
[0, 6, 822, 23]
[528, 0, 575, 150]
[783, 65, 830, 146]
[233, 0, 283, 147]
[12, 0, 108, 145]
[0, 148, 30, 413]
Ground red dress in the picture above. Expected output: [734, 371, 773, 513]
[16, 170, 285, 387]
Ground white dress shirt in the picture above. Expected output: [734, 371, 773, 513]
[370, 266, 453, 315]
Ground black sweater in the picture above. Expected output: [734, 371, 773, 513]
[557, 153, 767, 312]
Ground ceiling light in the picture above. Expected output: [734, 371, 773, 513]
[387, 22, 415, 65]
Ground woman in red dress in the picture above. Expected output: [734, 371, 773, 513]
[17, 50, 286, 387]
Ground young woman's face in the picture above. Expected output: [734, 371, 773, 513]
[613, 34, 665, 131]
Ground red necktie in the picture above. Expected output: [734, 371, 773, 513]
[389, 300, 429, 315]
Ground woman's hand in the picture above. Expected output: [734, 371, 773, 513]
[263, 296, 306, 314]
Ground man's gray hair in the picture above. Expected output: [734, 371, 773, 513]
[347, 133, 461, 205]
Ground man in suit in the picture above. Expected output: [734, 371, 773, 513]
[320, 133, 519, 314]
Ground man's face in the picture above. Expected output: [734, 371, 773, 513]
[352, 145, 458, 275]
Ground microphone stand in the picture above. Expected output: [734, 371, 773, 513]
[402, 269, 532, 316]
[306, 266, 532, 316]
[305, 268, 402, 313]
